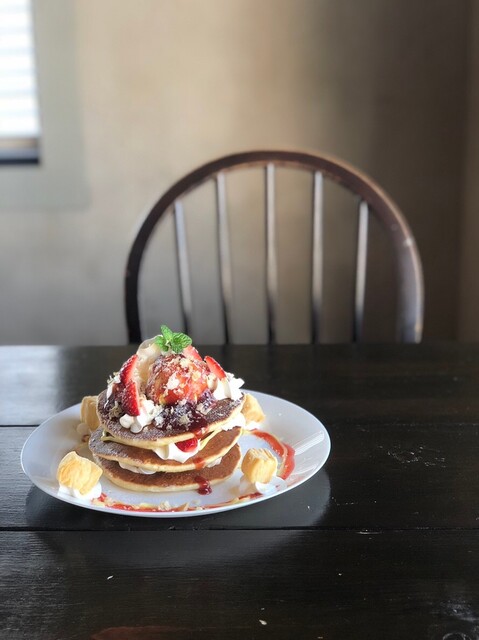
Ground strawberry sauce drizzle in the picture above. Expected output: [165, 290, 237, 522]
[96, 493, 188, 513]
[249, 429, 296, 479]
[194, 476, 212, 495]
[281, 443, 296, 480]
[193, 457, 206, 470]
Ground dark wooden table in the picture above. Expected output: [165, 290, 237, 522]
[3, 343, 479, 639]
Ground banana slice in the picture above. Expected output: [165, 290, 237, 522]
[57, 451, 102, 496]
[80, 395, 101, 431]
[241, 447, 277, 483]
[241, 394, 266, 424]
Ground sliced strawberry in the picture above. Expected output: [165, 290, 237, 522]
[176, 437, 199, 452]
[183, 345, 202, 361]
[119, 354, 138, 386]
[122, 380, 141, 416]
[204, 355, 226, 380]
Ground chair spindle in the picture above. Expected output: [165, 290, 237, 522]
[173, 200, 193, 335]
[353, 199, 369, 341]
[265, 163, 278, 343]
[215, 172, 233, 344]
[311, 171, 324, 343]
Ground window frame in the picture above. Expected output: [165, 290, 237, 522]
[0, 1, 87, 211]
[0, 0, 42, 166]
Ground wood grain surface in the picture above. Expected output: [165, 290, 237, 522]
[2, 530, 479, 640]
[3, 342, 479, 425]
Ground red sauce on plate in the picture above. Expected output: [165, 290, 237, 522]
[249, 429, 295, 479]
[96, 494, 187, 513]
[194, 476, 212, 495]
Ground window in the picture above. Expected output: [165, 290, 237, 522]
[0, 0, 87, 210]
[0, 0, 41, 164]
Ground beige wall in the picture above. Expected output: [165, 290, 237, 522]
[0, 0, 471, 344]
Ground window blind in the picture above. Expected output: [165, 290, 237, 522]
[0, 0, 40, 163]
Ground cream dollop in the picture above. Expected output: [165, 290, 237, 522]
[136, 339, 163, 382]
[242, 420, 261, 431]
[118, 461, 157, 475]
[239, 475, 287, 496]
[221, 412, 246, 430]
[210, 372, 244, 401]
[119, 398, 159, 433]
[58, 482, 102, 502]
[152, 441, 201, 463]
[106, 373, 120, 400]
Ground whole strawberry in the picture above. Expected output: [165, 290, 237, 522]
[146, 353, 209, 405]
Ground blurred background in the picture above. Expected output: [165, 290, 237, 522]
[1, 0, 477, 345]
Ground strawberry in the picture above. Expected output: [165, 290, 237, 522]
[119, 354, 138, 386]
[176, 437, 199, 452]
[204, 355, 226, 380]
[122, 380, 141, 416]
[183, 345, 202, 361]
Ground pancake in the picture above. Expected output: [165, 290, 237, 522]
[97, 390, 245, 448]
[93, 443, 241, 493]
[89, 426, 242, 473]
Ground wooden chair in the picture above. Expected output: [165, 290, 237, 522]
[125, 149, 424, 344]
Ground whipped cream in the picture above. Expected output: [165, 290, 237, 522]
[120, 398, 159, 433]
[206, 456, 222, 468]
[210, 372, 244, 401]
[153, 440, 201, 463]
[106, 373, 120, 400]
[242, 420, 262, 431]
[118, 461, 157, 475]
[136, 340, 163, 382]
[58, 482, 102, 502]
[221, 412, 246, 430]
[239, 475, 287, 496]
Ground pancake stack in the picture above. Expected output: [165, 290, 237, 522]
[88, 330, 256, 494]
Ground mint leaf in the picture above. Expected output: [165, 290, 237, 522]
[160, 325, 174, 342]
[155, 326, 192, 353]
[154, 334, 167, 351]
[171, 333, 192, 353]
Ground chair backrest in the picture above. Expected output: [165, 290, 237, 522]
[125, 149, 424, 344]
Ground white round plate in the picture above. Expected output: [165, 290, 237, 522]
[21, 391, 331, 518]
